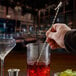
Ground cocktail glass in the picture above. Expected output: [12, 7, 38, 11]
[0, 34, 16, 76]
[26, 43, 51, 76]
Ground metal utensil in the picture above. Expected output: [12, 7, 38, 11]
[37, 2, 62, 63]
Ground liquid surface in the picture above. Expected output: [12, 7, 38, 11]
[27, 62, 50, 76]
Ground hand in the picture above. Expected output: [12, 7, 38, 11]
[46, 23, 71, 49]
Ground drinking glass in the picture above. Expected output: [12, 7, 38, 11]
[0, 34, 16, 76]
[26, 43, 51, 76]
[8, 69, 20, 76]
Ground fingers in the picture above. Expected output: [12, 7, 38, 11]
[46, 23, 67, 36]
[46, 24, 58, 37]
[46, 38, 52, 43]
[46, 38, 60, 49]
[46, 23, 71, 49]
[46, 28, 51, 37]
[50, 43, 60, 49]
[48, 32, 56, 40]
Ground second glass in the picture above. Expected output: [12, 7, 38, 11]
[0, 34, 16, 76]
[26, 43, 51, 76]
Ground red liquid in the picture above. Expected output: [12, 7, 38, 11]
[27, 62, 50, 76]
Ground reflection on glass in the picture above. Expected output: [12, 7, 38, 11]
[27, 43, 51, 76]
[0, 34, 16, 76]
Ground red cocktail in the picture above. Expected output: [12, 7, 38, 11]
[26, 43, 51, 76]
[27, 62, 50, 76]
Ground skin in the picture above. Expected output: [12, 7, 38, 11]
[46, 23, 71, 49]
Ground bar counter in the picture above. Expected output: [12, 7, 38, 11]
[0, 40, 76, 76]
[1, 49, 76, 76]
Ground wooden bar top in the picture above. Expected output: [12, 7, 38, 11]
[0, 49, 76, 76]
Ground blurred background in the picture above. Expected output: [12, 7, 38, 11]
[0, 0, 76, 76]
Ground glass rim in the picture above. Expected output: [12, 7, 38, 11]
[8, 69, 20, 72]
[26, 42, 44, 46]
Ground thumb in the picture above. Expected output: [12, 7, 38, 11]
[48, 32, 56, 40]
